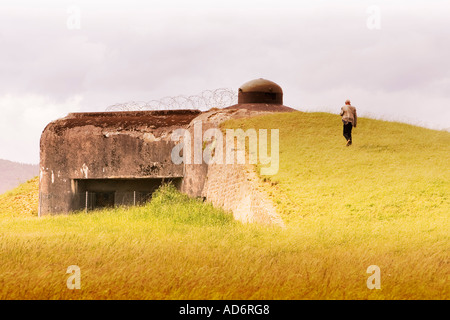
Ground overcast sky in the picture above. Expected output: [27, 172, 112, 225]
[1, 0, 449, 164]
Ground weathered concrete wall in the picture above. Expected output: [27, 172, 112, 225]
[39, 77, 295, 225]
[201, 161, 285, 226]
[39, 110, 200, 215]
[39, 105, 290, 227]
[181, 108, 287, 227]
[181, 108, 267, 197]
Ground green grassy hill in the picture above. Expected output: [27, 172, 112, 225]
[0, 112, 448, 300]
[224, 112, 449, 223]
[0, 176, 39, 217]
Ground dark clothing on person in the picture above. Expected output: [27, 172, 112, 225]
[343, 121, 353, 143]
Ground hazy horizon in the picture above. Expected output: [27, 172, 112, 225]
[1, 0, 449, 165]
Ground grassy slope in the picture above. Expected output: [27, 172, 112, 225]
[225, 112, 449, 221]
[224, 112, 450, 297]
[0, 176, 39, 217]
[0, 112, 448, 300]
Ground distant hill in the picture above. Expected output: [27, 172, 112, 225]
[0, 159, 39, 194]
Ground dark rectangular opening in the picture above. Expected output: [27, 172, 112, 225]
[71, 177, 181, 211]
[264, 92, 277, 100]
[95, 192, 115, 209]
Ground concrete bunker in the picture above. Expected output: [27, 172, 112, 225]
[39, 78, 293, 226]
[39, 109, 200, 215]
[237, 78, 283, 105]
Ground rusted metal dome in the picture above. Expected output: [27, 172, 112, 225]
[238, 78, 283, 104]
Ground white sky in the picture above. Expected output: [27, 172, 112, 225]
[1, 0, 449, 164]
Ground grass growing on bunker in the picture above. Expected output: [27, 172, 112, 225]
[0, 111, 449, 300]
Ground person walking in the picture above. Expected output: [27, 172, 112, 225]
[340, 99, 357, 146]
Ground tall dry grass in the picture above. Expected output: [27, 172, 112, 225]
[0, 112, 448, 299]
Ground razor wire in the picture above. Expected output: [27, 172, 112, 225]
[105, 88, 238, 112]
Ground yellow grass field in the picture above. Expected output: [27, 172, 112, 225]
[0, 112, 448, 299]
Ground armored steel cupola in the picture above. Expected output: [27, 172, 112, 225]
[238, 78, 283, 105]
